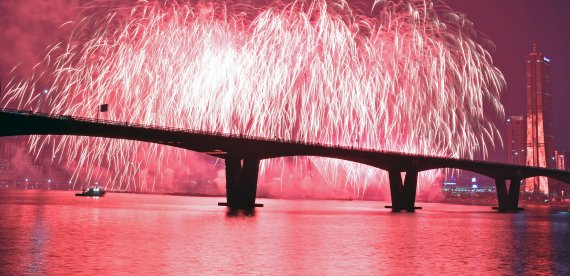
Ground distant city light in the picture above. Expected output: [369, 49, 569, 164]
[544, 57, 551, 62]
[471, 177, 477, 183]
[43, 89, 48, 94]
[472, 184, 478, 189]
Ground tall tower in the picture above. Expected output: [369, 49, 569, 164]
[525, 44, 555, 195]
[506, 116, 526, 165]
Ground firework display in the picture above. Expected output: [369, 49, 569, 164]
[2, 0, 505, 196]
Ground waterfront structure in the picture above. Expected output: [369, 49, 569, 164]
[506, 116, 526, 165]
[525, 45, 555, 195]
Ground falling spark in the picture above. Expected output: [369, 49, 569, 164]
[3, 0, 505, 196]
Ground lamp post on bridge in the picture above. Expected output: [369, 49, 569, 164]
[39, 89, 48, 113]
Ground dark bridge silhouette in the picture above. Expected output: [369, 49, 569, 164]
[2, 108, 569, 212]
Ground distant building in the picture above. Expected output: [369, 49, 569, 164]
[555, 150, 566, 171]
[0, 137, 30, 187]
[0, 136, 69, 189]
[506, 116, 526, 165]
[525, 45, 555, 195]
[0, 137, 26, 172]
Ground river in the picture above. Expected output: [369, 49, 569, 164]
[1, 190, 569, 275]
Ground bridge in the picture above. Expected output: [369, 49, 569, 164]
[1, 108, 570, 212]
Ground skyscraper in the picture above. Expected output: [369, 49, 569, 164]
[506, 116, 526, 165]
[525, 45, 555, 195]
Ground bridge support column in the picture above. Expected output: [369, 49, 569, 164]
[225, 158, 242, 208]
[494, 179, 509, 211]
[221, 157, 262, 209]
[508, 178, 522, 211]
[493, 178, 523, 212]
[386, 170, 421, 212]
[402, 170, 418, 211]
[388, 171, 403, 211]
[240, 158, 260, 209]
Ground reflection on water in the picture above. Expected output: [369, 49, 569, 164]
[0, 190, 569, 275]
[226, 208, 256, 217]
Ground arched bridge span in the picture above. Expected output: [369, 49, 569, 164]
[2, 109, 569, 212]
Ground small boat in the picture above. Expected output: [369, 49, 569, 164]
[75, 186, 106, 197]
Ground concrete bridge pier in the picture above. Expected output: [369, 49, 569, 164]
[495, 179, 509, 210]
[402, 171, 418, 210]
[386, 170, 421, 212]
[508, 178, 522, 211]
[221, 157, 263, 209]
[493, 178, 523, 212]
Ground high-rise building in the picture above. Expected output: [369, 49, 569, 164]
[506, 116, 526, 165]
[525, 45, 555, 195]
[555, 150, 567, 171]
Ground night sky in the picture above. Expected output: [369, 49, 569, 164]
[1, 0, 569, 161]
[447, 0, 570, 159]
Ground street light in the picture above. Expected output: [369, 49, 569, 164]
[39, 89, 48, 113]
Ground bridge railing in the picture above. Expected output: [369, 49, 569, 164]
[1, 108, 437, 155]
[3, 107, 386, 152]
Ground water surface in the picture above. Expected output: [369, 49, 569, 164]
[1, 190, 569, 275]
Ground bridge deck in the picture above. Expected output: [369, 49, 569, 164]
[2, 108, 569, 211]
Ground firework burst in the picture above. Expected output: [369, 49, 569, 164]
[2, 0, 504, 196]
